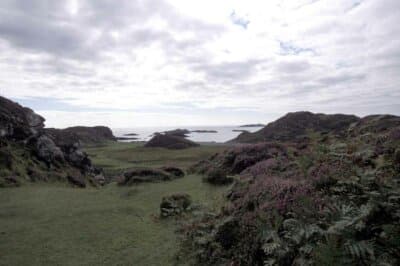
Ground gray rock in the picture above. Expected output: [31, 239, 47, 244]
[35, 135, 64, 164]
[94, 174, 106, 185]
[160, 193, 192, 217]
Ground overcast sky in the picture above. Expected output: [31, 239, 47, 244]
[0, 0, 399, 128]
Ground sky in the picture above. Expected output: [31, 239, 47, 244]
[0, 0, 399, 128]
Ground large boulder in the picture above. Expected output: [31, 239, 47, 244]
[145, 133, 199, 149]
[160, 193, 192, 217]
[34, 135, 64, 165]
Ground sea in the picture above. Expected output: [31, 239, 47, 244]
[112, 125, 263, 143]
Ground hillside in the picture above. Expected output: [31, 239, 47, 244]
[232, 111, 360, 143]
[184, 113, 400, 265]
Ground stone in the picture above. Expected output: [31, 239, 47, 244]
[34, 135, 64, 165]
[160, 193, 192, 217]
[94, 174, 106, 186]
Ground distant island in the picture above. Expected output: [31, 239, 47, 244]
[123, 133, 138, 136]
[239, 123, 265, 127]
[116, 137, 139, 141]
[232, 129, 249, 133]
[190, 130, 217, 133]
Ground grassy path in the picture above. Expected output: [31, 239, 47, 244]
[0, 143, 228, 265]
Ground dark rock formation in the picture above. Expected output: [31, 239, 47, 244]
[160, 193, 192, 217]
[119, 166, 185, 185]
[45, 126, 116, 145]
[145, 133, 199, 149]
[0, 96, 44, 140]
[232, 111, 360, 143]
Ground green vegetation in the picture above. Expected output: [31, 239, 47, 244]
[85, 142, 226, 175]
[0, 142, 229, 266]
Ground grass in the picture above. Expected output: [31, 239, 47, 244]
[0, 142, 229, 266]
[85, 142, 226, 175]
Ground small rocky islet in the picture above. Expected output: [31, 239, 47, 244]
[1, 96, 400, 265]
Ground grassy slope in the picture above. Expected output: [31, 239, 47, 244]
[0, 142, 228, 266]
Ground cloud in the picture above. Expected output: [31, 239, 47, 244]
[0, 0, 399, 128]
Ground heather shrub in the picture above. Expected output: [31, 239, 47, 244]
[203, 168, 233, 185]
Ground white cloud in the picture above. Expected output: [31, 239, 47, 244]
[0, 0, 399, 128]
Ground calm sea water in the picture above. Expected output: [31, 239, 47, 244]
[112, 125, 263, 143]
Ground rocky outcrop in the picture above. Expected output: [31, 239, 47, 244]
[45, 126, 116, 145]
[145, 133, 199, 149]
[0, 96, 103, 187]
[232, 111, 360, 143]
[0, 96, 44, 140]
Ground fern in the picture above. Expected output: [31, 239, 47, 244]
[344, 240, 375, 263]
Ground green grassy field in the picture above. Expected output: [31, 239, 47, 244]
[85, 142, 226, 175]
[0, 143, 229, 266]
